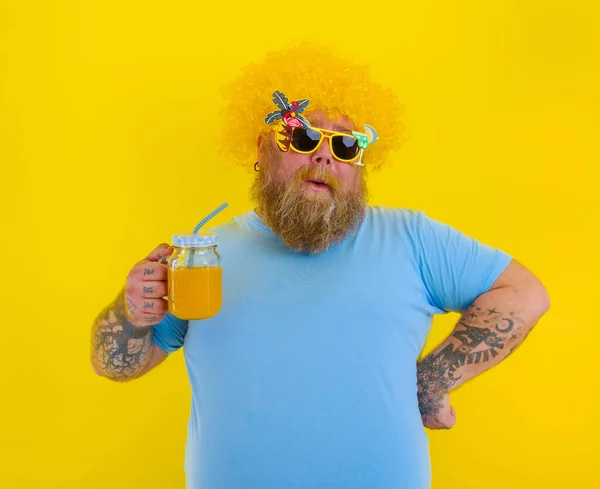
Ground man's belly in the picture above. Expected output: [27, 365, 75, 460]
[181, 290, 432, 489]
[183, 367, 431, 489]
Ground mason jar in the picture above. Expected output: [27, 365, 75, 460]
[167, 233, 222, 320]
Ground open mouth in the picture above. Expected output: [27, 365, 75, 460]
[306, 179, 329, 188]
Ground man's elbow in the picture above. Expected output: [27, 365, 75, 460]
[91, 359, 134, 382]
[526, 283, 551, 317]
[492, 259, 550, 315]
[540, 285, 551, 314]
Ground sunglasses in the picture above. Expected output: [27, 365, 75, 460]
[288, 125, 363, 163]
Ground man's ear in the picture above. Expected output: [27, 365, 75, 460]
[257, 135, 263, 150]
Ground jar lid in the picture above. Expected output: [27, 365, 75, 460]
[172, 233, 217, 247]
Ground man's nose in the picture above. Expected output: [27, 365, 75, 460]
[310, 138, 333, 166]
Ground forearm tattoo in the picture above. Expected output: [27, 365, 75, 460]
[92, 292, 154, 380]
[417, 304, 527, 417]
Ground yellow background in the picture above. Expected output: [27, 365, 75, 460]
[1, 1, 598, 488]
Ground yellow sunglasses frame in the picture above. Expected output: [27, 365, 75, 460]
[276, 121, 363, 164]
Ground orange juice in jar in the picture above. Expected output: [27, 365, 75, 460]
[167, 233, 222, 320]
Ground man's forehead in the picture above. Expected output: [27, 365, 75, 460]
[306, 110, 355, 133]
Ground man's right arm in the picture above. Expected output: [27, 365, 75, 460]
[91, 289, 167, 381]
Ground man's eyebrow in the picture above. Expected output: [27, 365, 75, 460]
[331, 125, 354, 134]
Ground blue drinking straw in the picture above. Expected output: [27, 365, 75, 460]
[193, 202, 229, 234]
[187, 202, 229, 268]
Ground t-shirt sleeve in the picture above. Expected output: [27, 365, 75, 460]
[152, 312, 189, 354]
[411, 211, 513, 314]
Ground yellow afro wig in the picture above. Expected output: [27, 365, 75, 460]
[219, 43, 404, 172]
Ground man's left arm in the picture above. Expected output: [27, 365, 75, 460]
[417, 259, 550, 429]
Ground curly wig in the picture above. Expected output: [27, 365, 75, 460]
[219, 43, 403, 171]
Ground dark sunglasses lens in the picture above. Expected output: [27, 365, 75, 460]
[332, 135, 360, 160]
[292, 128, 321, 152]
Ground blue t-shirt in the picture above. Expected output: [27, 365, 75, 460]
[153, 206, 512, 489]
